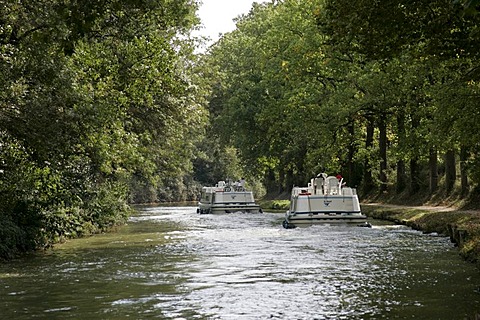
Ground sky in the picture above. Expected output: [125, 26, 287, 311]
[194, 0, 269, 48]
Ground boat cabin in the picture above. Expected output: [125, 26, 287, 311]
[291, 175, 356, 197]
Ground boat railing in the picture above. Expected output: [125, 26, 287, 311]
[222, 186, 247, 192]
[295, 175, 358, 196]
[324, 176, 341, 195]
[214, 180, 248, 192]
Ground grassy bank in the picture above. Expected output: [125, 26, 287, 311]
[258, 199, 290, 212]
[362, 204, 480, 268]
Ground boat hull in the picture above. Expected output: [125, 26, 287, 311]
[283, 212, 367, 228]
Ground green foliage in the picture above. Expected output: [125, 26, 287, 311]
[0, 218, 30, 260]
[204, 0, 333, 189]
[5, 0, 480, 260]
[0, 0, 207, 259]
[203, 0, 480, 201]
[258, 199, 290, 211]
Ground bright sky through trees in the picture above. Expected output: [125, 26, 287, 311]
[195, 0, 269, 47]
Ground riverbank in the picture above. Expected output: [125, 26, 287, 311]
[259, 199, 480, 268]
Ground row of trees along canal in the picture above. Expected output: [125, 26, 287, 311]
[202, 0, 480, 198]
[2, 0, 480, 259]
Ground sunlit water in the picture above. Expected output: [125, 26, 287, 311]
[1, 205, 479, 319]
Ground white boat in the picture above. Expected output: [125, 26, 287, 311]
[283, 174, 366, 228]
[197, 180, 262, 214]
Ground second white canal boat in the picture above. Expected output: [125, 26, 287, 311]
[197, 180, 262, 214]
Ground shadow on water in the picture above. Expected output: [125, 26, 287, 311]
[0, 206, 479, 319]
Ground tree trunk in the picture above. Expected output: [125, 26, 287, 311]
[445, 149, 456, 194]
[429, 147, 438, 194]
[396, 110, 406, 193]
[410, 157, 420, 194]
[266, 168, 278, 195]
[362, 119, 375, 194]
[286, 168, 294, 193]
[379, 117, 387, 193]
[347, 121, 356, 185]
[460, 146, 469, 196]
[397, 160, 406, 193]
[278, 166, 285, 194]
[409, 111, 420, 195]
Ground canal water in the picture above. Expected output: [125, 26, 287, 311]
[1, 205, 479, 319]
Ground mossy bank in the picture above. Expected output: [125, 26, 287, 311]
[362, 204, 480, 268]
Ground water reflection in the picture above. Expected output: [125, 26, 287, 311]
[0, 206, 479, 319]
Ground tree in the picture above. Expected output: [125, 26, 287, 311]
[201, 0, 480, 205]
[0, 0, 206, 257]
